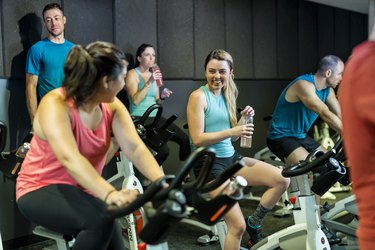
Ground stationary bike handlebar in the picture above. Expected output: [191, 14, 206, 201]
[106, 175, 173, 218]
[133, 104, 178, 150]
[282, 138, 343, 177]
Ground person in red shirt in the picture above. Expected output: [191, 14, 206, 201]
[339, 26, 375, 250]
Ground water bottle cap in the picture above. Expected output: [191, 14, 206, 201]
[234, 176, 247, 188]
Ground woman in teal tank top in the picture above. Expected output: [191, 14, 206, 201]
[125, 44, 190, 165]
[187, 49, 290, 249]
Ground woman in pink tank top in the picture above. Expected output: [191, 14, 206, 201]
[16, 41, 164, 250]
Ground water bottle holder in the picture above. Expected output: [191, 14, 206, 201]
[0, 151, 24, 180]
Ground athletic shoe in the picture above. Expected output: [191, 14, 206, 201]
[245, 216, 263, 247]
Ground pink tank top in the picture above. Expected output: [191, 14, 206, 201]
[16, 90, 113, 201]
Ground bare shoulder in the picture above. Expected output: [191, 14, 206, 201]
[108, 97, 124, 112]
[289, 80, 315, 96]
[40, 88, 65, 106]
[126, 69, 139, 81]
[189, 87, 205, 100]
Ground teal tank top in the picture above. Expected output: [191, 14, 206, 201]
[129, 68, 158, 117]
[198, 86, 234, 158]
[268, 73, 330, 139]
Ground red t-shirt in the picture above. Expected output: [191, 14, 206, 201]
[339, 41, 375, 248]
[16, 88, 113, 201]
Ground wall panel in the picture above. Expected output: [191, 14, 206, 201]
[253, 0, 277, 78]
[298, 0, 318, 74]
[225, 0, 254, 78]
[159, 0, 194, 79]
[114, 0, 157, 68]
[194, 0, 225, 79]
[317, 5, 335, 60]
[64, 0, 113, 46]
[277, 0, 299, 78]
[350, 12, 367, 50]
[2, 0, 50, 77]
[0, 0, 4, 76]
[334, 9, 350, 61]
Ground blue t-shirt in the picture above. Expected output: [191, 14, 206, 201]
[197, 85, 234, 158]
[129, 68, 158, 117]
[26, 38, 75, 98]
[268, 73, 330, 139]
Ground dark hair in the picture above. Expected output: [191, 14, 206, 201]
[42, 3, 64, 19]
[135, 43, 154, 67]
[317, 55, 343, 75]
[62, 41, 126, 107]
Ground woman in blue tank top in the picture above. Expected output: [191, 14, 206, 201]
[187, 49, 290, 249]
[125, 44, 190, 166]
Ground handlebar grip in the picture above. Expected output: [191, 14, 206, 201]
[137, 104, 163, 128]
[106, 177, 167, 218]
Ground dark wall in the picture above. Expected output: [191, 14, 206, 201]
[0, 0, 368, 78]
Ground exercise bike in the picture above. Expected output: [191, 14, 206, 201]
[107, 103, 178, 250]
[107, 146, 248, 249]
[251, 139, 347, 250]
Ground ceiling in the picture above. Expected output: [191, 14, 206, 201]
[306, 0, 369, 14]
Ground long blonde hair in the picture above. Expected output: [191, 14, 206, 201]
[204, 49, 238, 127]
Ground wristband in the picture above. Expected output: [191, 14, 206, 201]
[104, 189, 116, 203]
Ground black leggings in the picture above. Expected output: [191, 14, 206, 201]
[17, 184, 125, 250]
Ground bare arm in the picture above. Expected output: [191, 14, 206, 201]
[26, 73, 38, 125]
[187, 89, 249, 146]
[110, 98, 164, 181]
[325, 88, 341, 118]
[293, 81, 342, 133]
[104, 137, 119, 165]
[125, 69, 153, 105]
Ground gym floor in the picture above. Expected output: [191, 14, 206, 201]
[3, 187, 354, 250]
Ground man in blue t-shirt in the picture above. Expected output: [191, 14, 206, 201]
[267, 55, 344, 244]
[25, 3, 74, 124]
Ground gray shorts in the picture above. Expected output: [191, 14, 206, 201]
[193, 151, 243, 182]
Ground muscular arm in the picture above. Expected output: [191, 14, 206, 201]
[293, 81, 342, 133]
[125, 69, 152, 105]
[26, 73, 38, 124]
[187, 89, 244, 146]
[325, 88, 341, 118]
[110, 98, 164, 181]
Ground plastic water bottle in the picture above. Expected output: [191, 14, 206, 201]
[240, 115, 253, 148]
[223, 176, 248, 199]
[150, 64, 163, 87]
[15, 142, 31, 158]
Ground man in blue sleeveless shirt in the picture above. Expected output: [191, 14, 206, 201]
[25, 3, 74, 125]
[267, 55, 344, 244]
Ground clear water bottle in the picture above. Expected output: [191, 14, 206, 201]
[15, 142, 31, 158]
[241, 115, 253, 148]
[223, 176, 248, 199]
